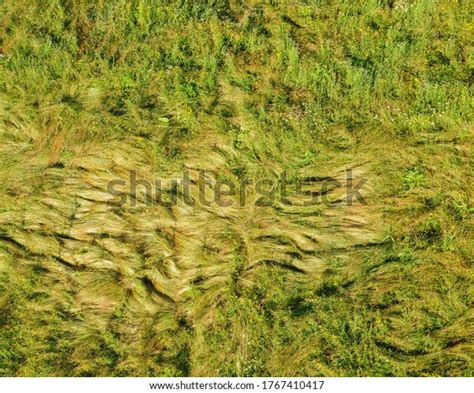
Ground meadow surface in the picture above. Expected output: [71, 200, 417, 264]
[0, 0, 473, 376]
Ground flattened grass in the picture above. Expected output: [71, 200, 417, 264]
[0, 0, 472, 376]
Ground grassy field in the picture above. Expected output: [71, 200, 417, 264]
[0, 0, 473, 376]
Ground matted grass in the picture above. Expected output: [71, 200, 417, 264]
[0, 0, 472, 376]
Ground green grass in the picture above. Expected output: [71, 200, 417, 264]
[0, 0, 473, 376]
